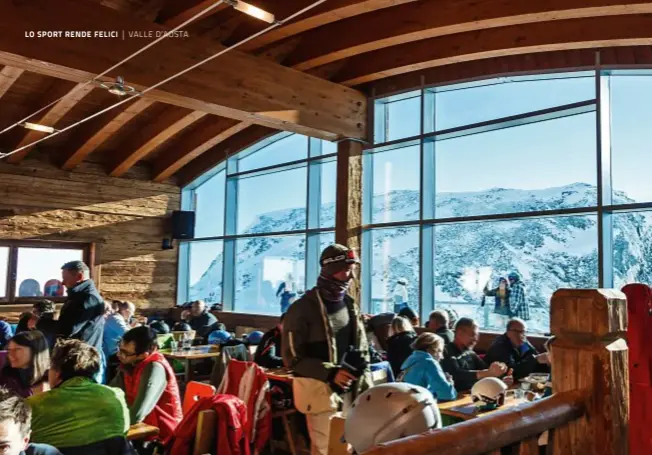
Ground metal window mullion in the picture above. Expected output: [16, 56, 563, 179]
[598, 67, 614, 287]
[177, 188, 193, 304]
[305, 232, 320, 289]
[222, 172, 238, 311]
[361, 229, 373, 314]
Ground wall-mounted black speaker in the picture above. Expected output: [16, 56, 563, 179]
[171, 210, 195, 240]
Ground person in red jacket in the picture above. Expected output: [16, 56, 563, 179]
[111, 326, 182, 443]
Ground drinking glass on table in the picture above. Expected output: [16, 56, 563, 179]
[182, 332, 192, 350]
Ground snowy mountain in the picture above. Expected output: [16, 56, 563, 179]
[189, 183, 651, 331]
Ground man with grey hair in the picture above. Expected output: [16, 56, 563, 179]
[484, 318, 550, 380]
[58, 261, 105, 355]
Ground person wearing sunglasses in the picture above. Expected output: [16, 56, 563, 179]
[111, 326, 182, 444]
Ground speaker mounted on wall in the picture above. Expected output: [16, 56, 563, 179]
[171, 210, 195, 240]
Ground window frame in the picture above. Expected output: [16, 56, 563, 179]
[0, 240, 94, 304]
[364, 68, 652, 333]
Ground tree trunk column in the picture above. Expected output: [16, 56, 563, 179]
[335, 140, 363, 302]
[549, 289, 629, 455]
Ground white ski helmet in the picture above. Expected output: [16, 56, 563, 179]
[471, 377, 508, 408]
[344, 383, 441, 454]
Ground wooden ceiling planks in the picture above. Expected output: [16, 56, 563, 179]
[0, 0, 367, 141]
[60, 98, 155, 170]
[158, 0, 230, 27]
[280, 0, 652, 71]
[107, 107, 207, 177]
[0, 66, 24, 99]
[176, 124, 277, 186]
[151, 117, 247, 183]
[328, 14, 652, 86]
[6, 83, 96, 163]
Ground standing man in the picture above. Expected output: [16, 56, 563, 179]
[508, 272, 530, 320]
[282, 244, 372, 455]
[58, 261, 105, 381]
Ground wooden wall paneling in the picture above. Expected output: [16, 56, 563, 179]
[0, 158, 180, 310]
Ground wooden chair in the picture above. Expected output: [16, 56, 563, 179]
[183, 381, 216, 415]
[193, 409, 217, 455]
[271, 409, 300, 455]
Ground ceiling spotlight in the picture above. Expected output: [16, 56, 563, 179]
[226, 0, 275, 24]
[21, 122, 56, 134]
[97, 76, 140, 97]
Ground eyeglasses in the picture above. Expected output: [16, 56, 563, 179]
[117, 348, 139, 358]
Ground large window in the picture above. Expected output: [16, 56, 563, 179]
[0, 241, 89, 303]
[180, 134, 336, 314]
[365, 70, 652, 334]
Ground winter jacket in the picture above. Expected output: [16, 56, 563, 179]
[218, 360, 271, 454]
[168, 394, 250, 455]
[434, 327, 455, 345]
[27, 376, 129, 449]
[57, 280, 105, 351]
[509, 280, 530, 320]
[103, 313, 130, 358]
[441, 342, 488, 392]
[0, 320, 12, 349]
[282, 288, 373, 397]
[401, 351, 456, 400]
[254, 326, 284, 369]
[386, 331, 417, 377]
[210, 343, 250, 388]
[485, 286, 511, 315]
[120, 352, 183, 443]
[35, 315, 57, 351]
[0, 365, 47, 398]
[485, 334, 544, 380]
[188, 311, 219, 339]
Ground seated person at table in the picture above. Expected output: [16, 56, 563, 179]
[181, 300, 218, 339]
[0, 331, 50, 398]
[254, 315, 284, 369]
[428, 310, 454, 344]
[16, 313, 34, 335]
[27, 340, 131, 454]
[386, 316, 417, 377]
[441, 318, 508, 391]
[31, 301, 57, 351]
[111, 326, 182, 443]
[484, 318, 550, 381]
[365, 312, 395, 352]
[400, 332, 456, 401]
[0, 387, 62, 455]
[103, 301, 138, 359]
[398, 306, 420, 328]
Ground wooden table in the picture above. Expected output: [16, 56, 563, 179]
[438, 392, 529, 421]
[161, 345, 221, 382]
[127, 423, 159, 441]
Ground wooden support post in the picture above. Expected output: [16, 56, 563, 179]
[335, 140, 363, 302]
[550, 289, 629, 455]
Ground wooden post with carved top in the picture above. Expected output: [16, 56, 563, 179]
[549, 289, 629, 455]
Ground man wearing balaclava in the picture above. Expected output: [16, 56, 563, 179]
[282, 244, 372, 455]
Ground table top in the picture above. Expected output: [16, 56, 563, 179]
[127, 423, 159, 440]
[438, 392, 529, 421]
[161, 345, 221, 360]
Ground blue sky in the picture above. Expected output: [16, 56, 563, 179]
[188, 72, 652, 286]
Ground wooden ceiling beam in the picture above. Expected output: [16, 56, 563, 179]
[176, 124, 277, 186]
[108, 109, 207, 177]
[0, 0, 366, 140]
[60, 98, 154, 170]
[6, 82, 95, 163]
[364, 46, 652, 98]
[282, 0, 652, 71]
[158, 0, 230, 28]
[237, 0, 420, 52]
[152, 118, 248, 182]
[0, 66, 24, 99]
[329, 15, 652, 86]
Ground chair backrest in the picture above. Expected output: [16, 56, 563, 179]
[193, 409, 217, 455]
[183, 381, 216, 415]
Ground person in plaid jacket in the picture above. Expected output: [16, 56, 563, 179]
[508, 272, 530, 320]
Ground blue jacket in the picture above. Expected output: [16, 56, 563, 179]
[400, 350, 457, 401]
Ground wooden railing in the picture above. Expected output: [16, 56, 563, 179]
[365, 389, 588, 455]
[365, 289, 630, 455]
